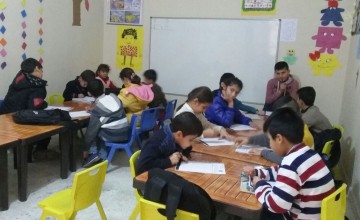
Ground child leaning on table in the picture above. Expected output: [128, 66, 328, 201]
[242, 107, 335, 220]
[136, 112, 203, 174]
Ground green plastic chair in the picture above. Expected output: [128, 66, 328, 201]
[47, 93, 65, 105]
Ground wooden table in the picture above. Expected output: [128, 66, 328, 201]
[134, 153, 264, 220]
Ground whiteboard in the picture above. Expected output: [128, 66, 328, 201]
[149, 18, 280, 104]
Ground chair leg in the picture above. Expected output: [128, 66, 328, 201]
[106, 146, 117, 166]
[124, 147, 133, 158]
[128, 203, 140, 220]
[70, 211, 78, 220]
[96, 200, 107, 220]
[40, 211, 47, 220]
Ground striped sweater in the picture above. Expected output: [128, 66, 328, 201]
[254, 143, 335, 219]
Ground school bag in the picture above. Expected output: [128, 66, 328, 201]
[143, 168, 216, 220]
[12, 109, 75, 127]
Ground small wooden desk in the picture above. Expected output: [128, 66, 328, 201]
[134, 153, 263, 219]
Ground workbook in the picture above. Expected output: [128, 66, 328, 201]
[240, 171, 255, 193]
[199, 138, 235, 146]
[176, 161, 226, 174]
[235, 145, 267, 154]
[229, 124, 256, 131]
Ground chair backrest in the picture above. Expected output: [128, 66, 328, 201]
[128, 114, 139, 142]
[139, 197, 199, 220]
[321, 183, 347, 220]
[47, 93, 65, 105]
[163, 99, 177, 121]
[332, 124, 344, 138]
[71, 160, 108, 212]
[139, 107, 160, 132]
[129, 150, 142, 200]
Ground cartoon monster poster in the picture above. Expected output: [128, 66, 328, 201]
[116, 25, 144, 70]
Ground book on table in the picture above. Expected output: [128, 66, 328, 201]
[235, 145, 267, 154]
[240, 171, 255, 193]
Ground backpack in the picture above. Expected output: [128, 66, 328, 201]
[143, 168, 216, 220]
[12, 109, 76, 128]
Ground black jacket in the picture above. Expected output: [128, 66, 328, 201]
[63, 77, 88, 101]
[0, 72, 48, 114]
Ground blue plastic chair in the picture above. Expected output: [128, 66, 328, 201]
[135, 107, 160, 148]
[158, 99, 177, 128]
[105, 114, 138, 163]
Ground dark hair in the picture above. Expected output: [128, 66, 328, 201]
[297, 86, 316, 106]
[170, 112, 203, 137]
[96, 64, 110, 76]
[274, 61, 289, 71]
[222, 76, 243, 91]
[119, 67, 141, 85]
[87, 79, 104, 98]
[143, 69, 157, 82]
[263, 107, 304, 144]
[272, 95, 300, 115]
[21, 58, 42, 73]
[186, 86, 213, 103]
[80, 70, 96, 82]
[219, 73, 235, 88]
[122, 28, 137, 39]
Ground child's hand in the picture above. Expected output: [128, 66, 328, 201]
[169, 152, 182, 165]
[219, 128, 233, 140]
[279, 83, 286, 92]
[249, 149, 262, 156]
[252, 176, 261, 186]
[256, 110, 265, 116]
[242, 166, 256, 177]
[221, 93, 234, 107]
[234, 136, 249, 146]
[249, 121, 261, 130]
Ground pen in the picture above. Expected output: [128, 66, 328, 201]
[176, 158, 182, 170]
[199, 140, 209, 146]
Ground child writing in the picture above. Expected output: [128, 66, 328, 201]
[82, 79, 129, 168]
[95, 64, 118, 90]
[175, 86, 232, 139]
[242, 107, 335, 220]
[137, 112, 203, 174]
[63, 69, 95, 101]
[205, 76, 254, 128]
[143, 69, 167, 108]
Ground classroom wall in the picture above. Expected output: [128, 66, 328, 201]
[0, 0, 104, 98]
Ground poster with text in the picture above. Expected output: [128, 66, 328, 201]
[241, 0, 276, 16]
[116, 26, 143, 70]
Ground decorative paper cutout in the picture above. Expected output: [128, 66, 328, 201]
[241, 0, 277, 16]
[73, 0, 82, 26]
[0, 48, 7, 57]
[0, 2, 6, 70]
[283, 49, 297, 65]
[308, 53, 341, 77]
[21, 0, 26, 7]
[0, 0, 7, 10]
[1, 61, 6, 69]
[320, 6, 344, 26]
[38, 0, 44, 64]
[116, 26, 144, 70]
[85, 0, 89, 11]
[21, 3, 27, 60]
[312, 27, 347, 54]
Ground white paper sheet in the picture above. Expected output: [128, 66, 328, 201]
[230, 124, 256, 131]
[72, 96, 95, 103]
[176, 161, 225, 174]
[235, 145, 267, 154]
[265, 111, 272, 116]
[199, 138, 235, 146]
[45, 106, 73, 111]
[69, 111, 90, 118]
[243, 113, 261, 120]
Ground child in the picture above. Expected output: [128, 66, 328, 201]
[118, 67, 154, 122]
[95, 64, 118, 89]
[242, 108, 335, 220]
[175, 86, 232, 139]
[137, 112, 203, 174]
[212, 73, 264, 115]
[205, 76, 254, 128]
[63, 69, 95, 101]
[297, 86, 332, 134]
[143, 69, 167, 108]
[82, 79, 129, 168]
[263, 61, 299, 111]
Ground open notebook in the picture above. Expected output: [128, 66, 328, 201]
[176, 161, 225, 174]
[199, 138, 235, 146]
[235, 145, 267, 154]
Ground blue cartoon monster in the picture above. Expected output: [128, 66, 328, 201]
[320, 0, 344, 26]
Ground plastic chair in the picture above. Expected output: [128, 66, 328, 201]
[47, 93, 65, 105]
[158, 99, 177, 128]
[135, 107, 160, 148]
[38, 160, 108, 220]
[129, 150, 142, 220]
[105, 114, 138, 164]
[139, 197, 199, 220]
[321, 183, 347, 220]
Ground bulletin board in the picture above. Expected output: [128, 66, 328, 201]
[149, 17, 280, 104]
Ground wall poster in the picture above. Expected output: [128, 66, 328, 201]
[107, 0, 142, 25]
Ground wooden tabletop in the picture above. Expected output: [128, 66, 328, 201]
[134, 152, 263, 218]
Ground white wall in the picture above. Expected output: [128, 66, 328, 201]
[0, 0, 104, 97]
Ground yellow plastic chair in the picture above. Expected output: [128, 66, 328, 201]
[321, 183, 347, 220]
[47, 93, 65, 105]
[332, 124, 344, 138]
[129, 150, 142, 220]
[139, 197, 199, 220]
[38, 160, 108, 220]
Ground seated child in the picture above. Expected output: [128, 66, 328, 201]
[82, 79, 129, 168]
[205, 76, 254, 128]
[235, 95, 314, 164]
[297, 86, 332, 134]
[242, 107, 335, 220]
[175, 86, 232, 139]
[95, 64, 120, 95]
[212, 73, 264, 115]
[63, 69, 95, 101]
[137, 112, 203, 174]
[263, 61, 299, 111]
[143, 69, 167, 108]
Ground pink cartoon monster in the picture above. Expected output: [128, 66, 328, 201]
[312, 27, 347, 54]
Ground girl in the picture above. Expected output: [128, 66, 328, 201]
[175, 86, 232, 139]
[205, 76, 254, 128]
[95, 64, 117, 89]
[118, 67, 154, 122]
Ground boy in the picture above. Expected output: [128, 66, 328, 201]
[137, 112, 203, 174]
[63, 69, 95, 101]
[297, 86, 332, 134]
[82, 79, 129, 168]
[242, 108, 335, 219]
[143, 69, 167, 108]
[263, 61, 299, 111]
